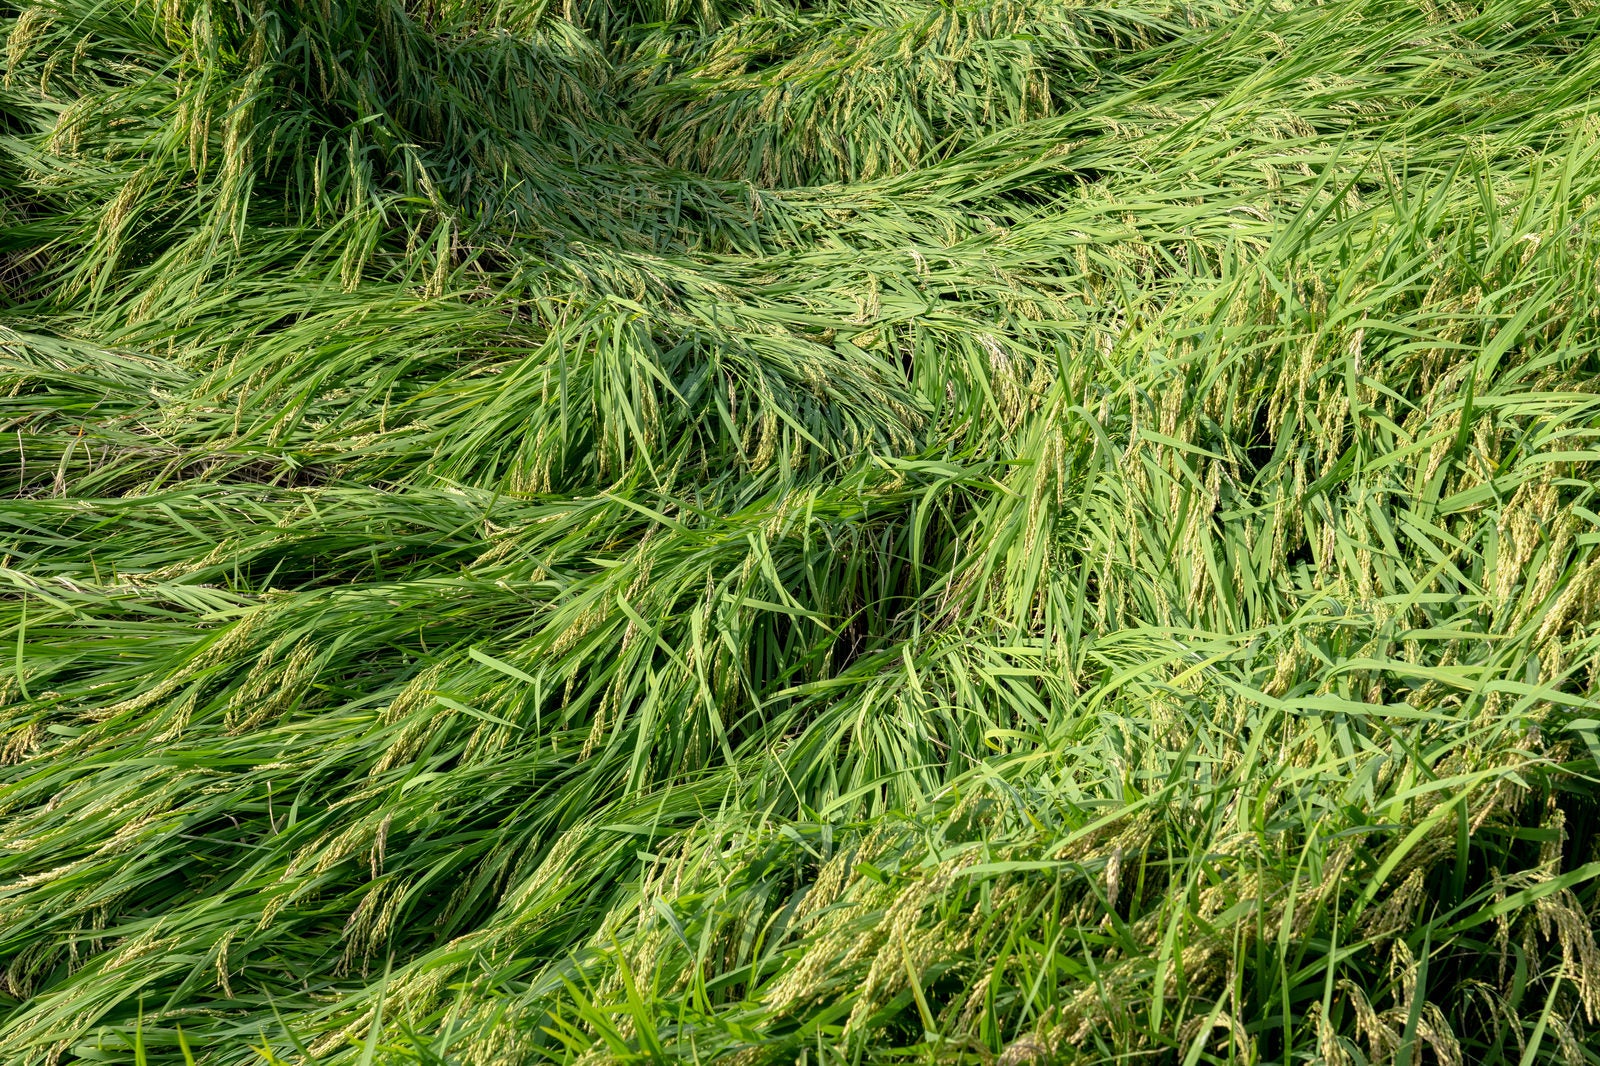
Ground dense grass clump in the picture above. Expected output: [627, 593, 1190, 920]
[3, 0, 1600, 1062]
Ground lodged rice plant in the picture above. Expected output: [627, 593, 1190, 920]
[2, 0, 1600, 1062]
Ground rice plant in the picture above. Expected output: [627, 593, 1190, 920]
[2, 0, 1600, 1062]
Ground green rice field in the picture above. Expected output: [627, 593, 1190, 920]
[3, 0, 1600, 1062]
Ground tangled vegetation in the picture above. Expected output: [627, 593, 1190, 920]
[3, 0, 1600, 1062]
